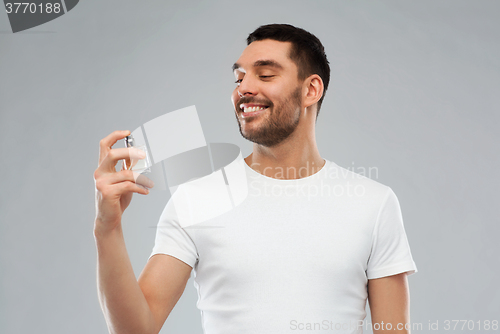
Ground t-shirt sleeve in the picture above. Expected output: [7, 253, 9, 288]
[148, 194, 199, 268]
[366, 187, 418, 279]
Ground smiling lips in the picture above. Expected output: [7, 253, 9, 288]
[240, 104, 269, 113]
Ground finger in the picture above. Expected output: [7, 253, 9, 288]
[103, 170, 155, 189]
[100, 147, 147, 173]
[107, 180, 150, 196]
[119, 154, 135, 172]
[135, 173, 155, 189]
[98, 130, 131, 165]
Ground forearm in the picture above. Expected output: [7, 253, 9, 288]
[94, 223, 155, 334]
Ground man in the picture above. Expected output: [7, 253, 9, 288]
[94, 24, 417, 334]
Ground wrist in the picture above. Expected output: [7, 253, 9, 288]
[93, 218, 123, 240]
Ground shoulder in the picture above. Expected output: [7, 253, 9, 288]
[323, 159, 392, 200]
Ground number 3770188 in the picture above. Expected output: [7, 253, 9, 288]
[5, 2, 62, 14]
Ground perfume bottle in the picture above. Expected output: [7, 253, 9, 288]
[124, 134, 151, 174]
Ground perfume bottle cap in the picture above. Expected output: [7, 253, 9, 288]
[125, 135, 135, 147]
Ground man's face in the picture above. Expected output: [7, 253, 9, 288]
[231, 39, 303, 147]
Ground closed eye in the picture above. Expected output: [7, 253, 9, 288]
[235, 75, 274, 84]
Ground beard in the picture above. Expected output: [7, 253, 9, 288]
[236, 86, 302, 147]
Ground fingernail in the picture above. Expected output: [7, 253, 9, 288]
[138, 150, 146, 158]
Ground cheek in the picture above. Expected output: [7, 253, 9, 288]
[264, 85, 285, 101]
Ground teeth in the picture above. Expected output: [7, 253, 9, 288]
[243, 106, 266, 113]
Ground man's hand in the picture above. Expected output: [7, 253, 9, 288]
[93, 130, 154, 235]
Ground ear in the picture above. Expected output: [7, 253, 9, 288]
[302, 74, 324, 110]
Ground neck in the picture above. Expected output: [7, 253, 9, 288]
[244, 112, 324, 180]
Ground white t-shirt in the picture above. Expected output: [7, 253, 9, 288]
[149, 159, 418, 334]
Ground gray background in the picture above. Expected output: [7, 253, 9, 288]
[1, 0, 499, 333]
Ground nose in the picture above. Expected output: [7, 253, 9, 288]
[237, 75, 258, 97]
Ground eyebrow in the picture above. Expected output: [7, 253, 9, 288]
[232, 59, 284, 72]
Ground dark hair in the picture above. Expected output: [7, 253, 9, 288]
[247, 24, 330, 117]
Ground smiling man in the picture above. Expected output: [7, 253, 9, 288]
[94, 24, 418, 334]
[227, 25, 417, 333]
[232, 27, 327, 176]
